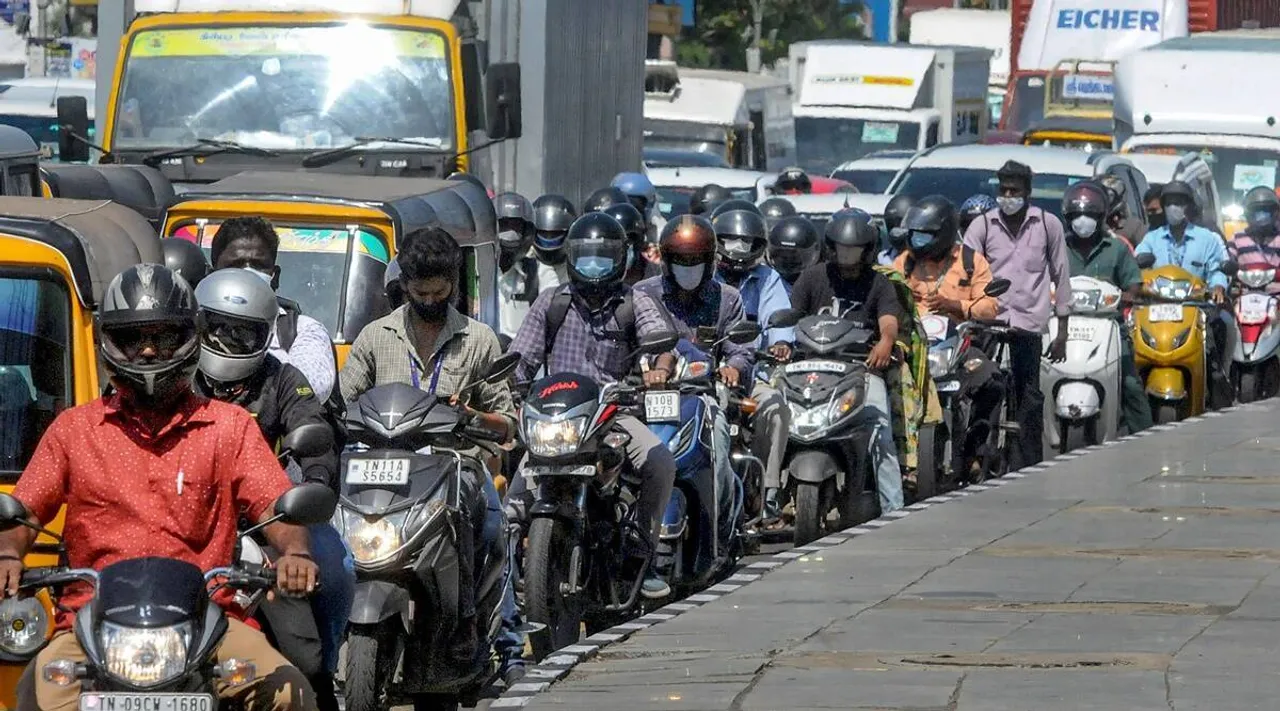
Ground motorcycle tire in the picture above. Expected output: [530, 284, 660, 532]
[1154, 403, 1179, 425]
[915, 424, 942, 500]
[793, 480, 828, 546]
[1239, 371, 1258, 404]
[525, 517, 585, 661]
[344, 625, 391, 711]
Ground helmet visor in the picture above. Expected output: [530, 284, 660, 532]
[101, 322, 198, 370]
[567, 239, 626, 281]
[201, 312, 272, 356]
[769, 247, 816, 277]
[535, 230, 567, 251]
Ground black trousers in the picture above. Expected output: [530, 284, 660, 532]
[1007, 330, 1046, 467]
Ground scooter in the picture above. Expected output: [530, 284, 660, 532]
[1131, 258, 1213, 424]
[1042, 276, 1124, 452]
[649, 322, 761, 597]
[1231, 264, 1280, 403]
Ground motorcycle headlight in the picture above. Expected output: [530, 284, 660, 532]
[1153, 277, 1194, 301]
[0, 596, 49, 657]
[789, 400, 832, 437]
[927, 347, 955, 379]
[1239, 268, 1274, 290]
[1171, 327, 1192, 349]
[524, 416, 587, 457]
[1140, 327, 1158, 349]
[1072, 289, 1101, 312]
[100, 621, 191, 687]
[342, 509, 409, 564]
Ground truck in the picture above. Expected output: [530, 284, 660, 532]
[788, 41, 993, 177]
[1003, 0, 1280, 135]
[908, 8, 1012, 127]
[78, 0, 647, 204]
[642, 61, 796, 172]
[1114, 32, 1280, 238]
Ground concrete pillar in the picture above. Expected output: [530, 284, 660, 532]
[94, 0, 133, 149]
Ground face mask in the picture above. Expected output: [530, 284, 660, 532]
[723, 238, 751, 256]
[411, 298, 449, 324]
[835, 245, 864, 267]
[244, 267, 274, 288]
[1070, 215, 1099, 239]
[997, 196, 1025, 217]
[499, 229, 524, 249]
[1250, 210, 1275, 230]
[1147, 211, 1165, 230]
[672, 263, 705, 291]
[1164, 205, 1187, 226]
[574, 256, 616, 280]
[908, 230, 935, 251]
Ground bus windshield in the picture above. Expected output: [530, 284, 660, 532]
[113, 24, 455, 152]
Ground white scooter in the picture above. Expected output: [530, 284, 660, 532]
[1231, 265, 1280, 403]
[1042, 276, 1124, 453]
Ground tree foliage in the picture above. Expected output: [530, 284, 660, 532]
[677, 0, 867, 70]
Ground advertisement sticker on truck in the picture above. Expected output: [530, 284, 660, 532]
[862, 122, 901, 144]
[1233, 165, 1278, 192]
[1056, 8, 1159, 32]
[1062, 74, 1114, 101]
[812, 74, 915, 87]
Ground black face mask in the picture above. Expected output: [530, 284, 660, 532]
[1147, 212, 1165, 230]
[411, 297, 450, 324]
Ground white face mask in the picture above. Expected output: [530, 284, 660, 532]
[997, 196, 1025, 216]
[498, 229, 522, 246]
[1070, 215, 1098, 239]
[723, 238, 752, 256]
[672, 263, 705, 291]
[1165, 204, 1187, 226]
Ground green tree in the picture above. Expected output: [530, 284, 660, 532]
[678, 0, 867, 70]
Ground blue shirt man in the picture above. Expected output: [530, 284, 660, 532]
[1135, 223, 1230, 292]
[716, 263, 795, 347]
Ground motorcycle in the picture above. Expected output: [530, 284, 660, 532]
[518, 331, 679, 660]
[334, 353, 519, 711]
[650, 322, 761, 597]
[1041, 276, 1124, 452]
[1231, 264, 1280, 403]
[0, 484, 335, 710]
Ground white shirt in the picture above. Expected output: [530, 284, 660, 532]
[498, 251, 568, 337]
[269, 310, 336, 402]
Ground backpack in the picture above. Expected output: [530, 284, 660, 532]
[275, 296, 347, 448]
[543, 285, 637, 361]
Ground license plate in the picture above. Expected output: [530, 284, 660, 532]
[1239, 293, 1272, 325]
[644, 391, 681, 423]
[784, 360, 848, 374]
[80, 693, 214, 711]
[1067, 323, 1095, 341]
[1148, 303, 1184, 323]
[937, 380, 961, 393]
[345, 457, 410, 486]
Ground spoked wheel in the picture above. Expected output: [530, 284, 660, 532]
[525, 517, 585, 661]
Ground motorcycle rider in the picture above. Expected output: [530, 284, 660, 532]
[879, 194, 916, 266]
[689, 183, 733, 217]
[339, 227, 527, 684]
[602, 200, 662, 285]
[711, 206, 794, 521]
[767, 215, 821, 288]
[211, 216, 337, 403]
[162, 237, 211, 288]
[507, 212, 679, 599]
[192, 269, 355, 711]
[1144, 185, 1165, 231]
[789, 211, 906, 512]
[530, 193, 576, 289]
[760, 197, 798, 231]
[1061, 182, 1153, 434]
[1135, 180, 1234, 405]
[495, 191, 542, 338]
[4, 265, 318, 711]
[1227, 185, 1280, 294]
[612, 172, 667, 240]
[958, 194, 997, 239]
[583, 186, 628, 214]
[385, 259, 405, 309]
[1098, 174, 1136, 252]
[774, 167, 812, 195]
[894, 195, 999, 323]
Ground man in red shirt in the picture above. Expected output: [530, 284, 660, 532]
[0, 265, 319, 711]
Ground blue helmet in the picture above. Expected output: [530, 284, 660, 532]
[959, 194, 998, 233]
[611, 172, 658, 214]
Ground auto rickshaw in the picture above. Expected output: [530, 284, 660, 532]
[0, 125, 43, 197]
[0, 197, 162, 709]
[41, 163, 176, 231]
[1132, 261, 1213, 424]
[162, 172, 500, 366]
[1020, 60, 1115, 152]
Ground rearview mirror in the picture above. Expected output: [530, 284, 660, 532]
[485, 352, 520, 383]
[638, 331, 679, 354]
[0, 493, 27, 525]
[984, 278, 1012, 298]
[1220, 258, 1239, 277]
[485, 62, 523, 140]
[280, 423, 334, 459]
[56, 96, 91, 164]
[273, 483, 337, 526]
[765, 308, 802, 329]
[1136, 253, 1156, 269]
[726, 321, 762, 344]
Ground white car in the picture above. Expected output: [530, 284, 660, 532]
[829, 150, 916, 194]
[764, 193, 892, 233]
[0, 78, 95, 106]
[647, 166, 769, 217]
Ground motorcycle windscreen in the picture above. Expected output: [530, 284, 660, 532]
[780, 366, 858, 403]
[340, 450, 457, 512]
[96, 557, 207, 627]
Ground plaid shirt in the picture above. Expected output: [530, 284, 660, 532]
[634, 276, 755, 375]
[510, 284, 674, 385]
[340, 305, 516, 429]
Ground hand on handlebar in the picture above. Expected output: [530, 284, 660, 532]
[643, 367, 671, 388]
[718, 366, 741, 388]
[867, 339, 894, 370]
[768, 343, 792, 363]
[0, 556, 21, 599]
[1211, 286, 1227, 305]
[272, 552, 317, 598]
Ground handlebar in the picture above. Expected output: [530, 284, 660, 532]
[19, 567, 96, 590]
[205, 566, 277, 591]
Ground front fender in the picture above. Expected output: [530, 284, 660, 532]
[1145, 367, 1186, 401]
[349, 580, 411, 627]
[788, 449, 840, 485]
[660, 487, 688, 541]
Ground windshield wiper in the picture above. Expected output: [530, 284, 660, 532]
[301, 137, 445, 169]
[142, 138, 280, 168]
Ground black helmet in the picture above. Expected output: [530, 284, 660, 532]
[768, 215, 820, 281]
[775, 167, 812, 194]
[713, 208, 768, 272]
[1062, 182, 1109, 218]
[1160, 180, 1199, 216]
[97, 264, 200, 402]
[709, 198, 762, 221]
[494, 191, 534, 223]
[689, 184, 733, 215]
[883, 194, 916, 250]
[494, 192, 535, 254]
[583, 186, 628, 213]
[959, 194, 998, 235]
[161, 238, 211, 288]
[825, 208, 878, 267]
[565, 212, 629, 291]
[532, 194, 577, 260]
[901, 195, 959, 261]
[1244, 185, 1280, 235]
[759, 197, 797, 229]
[601, 201, 646, 248]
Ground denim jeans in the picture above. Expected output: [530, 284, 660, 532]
[857, 373, 904, 513]
[308, 523, 355, 674]
[480, 472, 524, 668]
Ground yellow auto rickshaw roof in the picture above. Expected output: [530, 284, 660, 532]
[1023, 115, 1113, 141]
[172, 171, 496, 247]
[0, 197, 161, 308]
[41, 164, 176, 229]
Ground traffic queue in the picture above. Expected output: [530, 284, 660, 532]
[0, 152, 1262, 711]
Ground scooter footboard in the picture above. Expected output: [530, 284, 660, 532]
[660, 488, 688, 541]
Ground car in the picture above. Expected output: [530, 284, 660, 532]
[0, 78, 95, 106]
[1113, 151, 1221, 228]
[765, 193, 892, 234]
[643, 147, 732, 170]
[646, 166, 769, 217]
[830, 150, 916, 194]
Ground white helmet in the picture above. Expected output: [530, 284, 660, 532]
[194, 269, 278, 384]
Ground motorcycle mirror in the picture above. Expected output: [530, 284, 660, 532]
[765, 308, 802, 329]
[484, 353, 521, 383]
[280, 423, 335, 459]
[726, 321, 762, 344]
[1220, 259, 1239, 277]
[0, 494, 26, 525]
[638, 330, 680, 354]
[984, 279, 1012, 298]
[273, 483, 338, 526]
[1136, 253, 1157, 269]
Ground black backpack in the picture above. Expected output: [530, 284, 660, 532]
[542, 285, 637, 361]
[275, 296, 347, 447]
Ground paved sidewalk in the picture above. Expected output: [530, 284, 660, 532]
[521, 401, 1280, 710]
